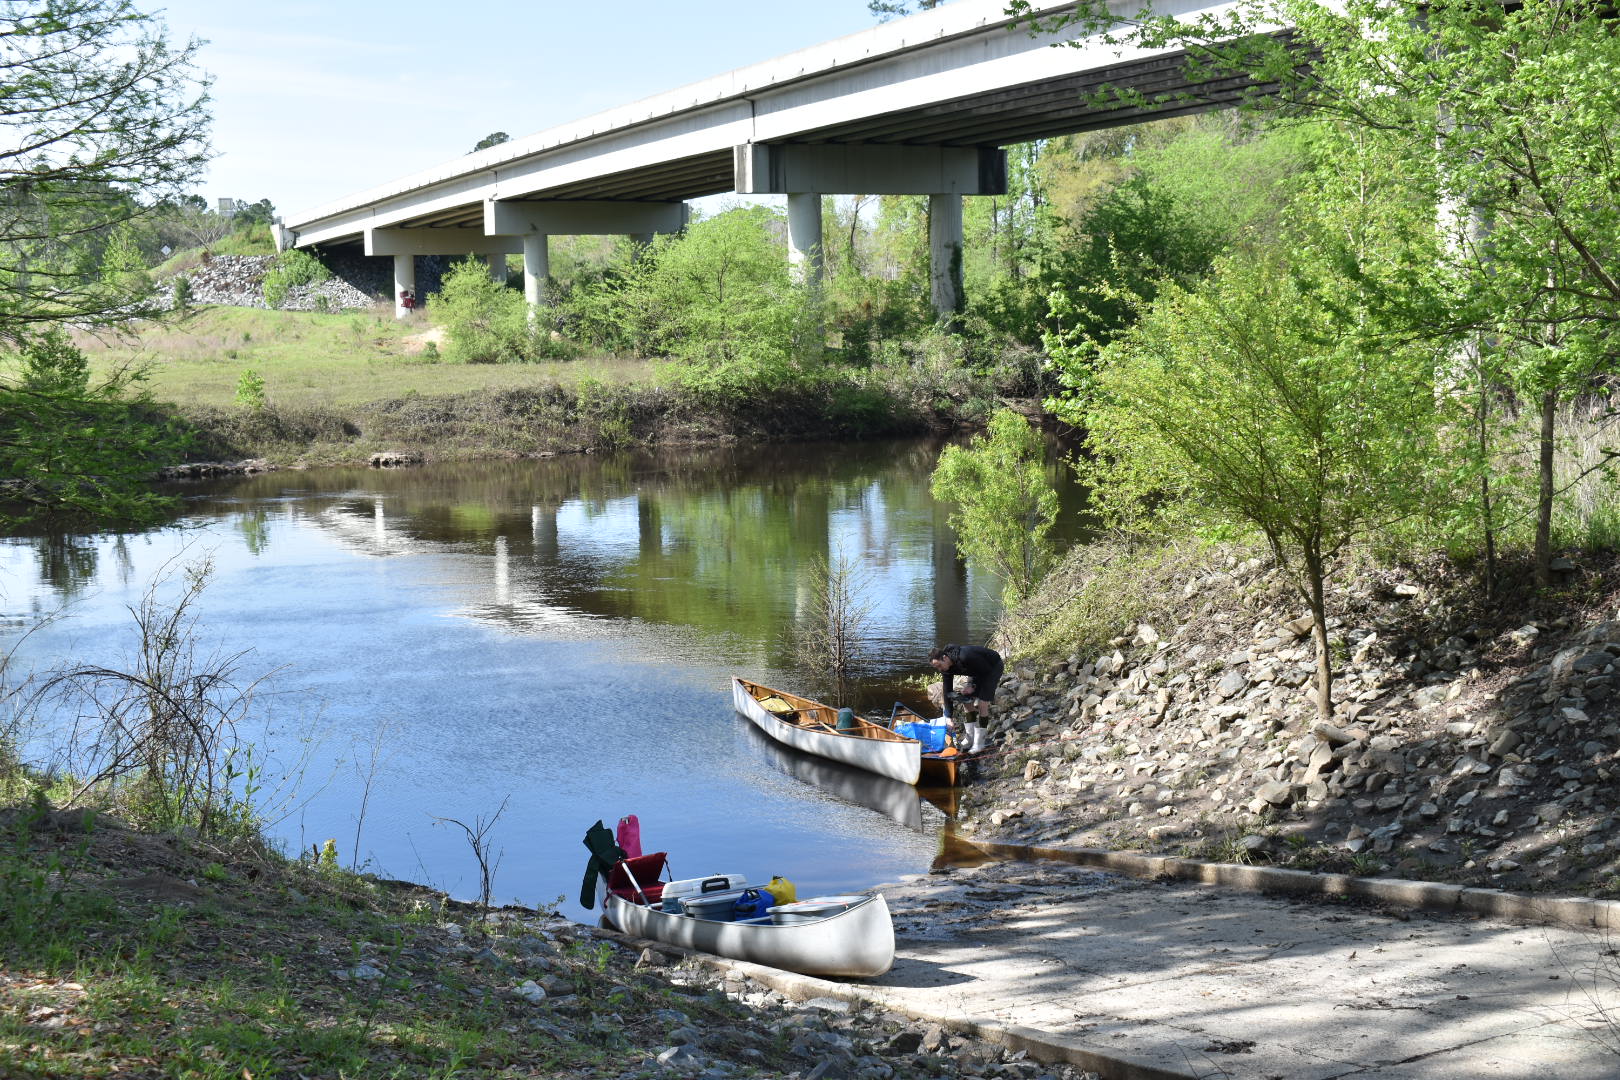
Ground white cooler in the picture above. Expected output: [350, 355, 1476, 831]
[658, 874, 748, 912]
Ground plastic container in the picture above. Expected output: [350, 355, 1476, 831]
[662, 874, 748, 905]
[768, 894, 866, 925]
[681, 889, 751, 921]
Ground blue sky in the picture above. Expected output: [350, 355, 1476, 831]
[153, 1, 901, 219]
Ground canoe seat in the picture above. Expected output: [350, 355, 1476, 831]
[607, 852, 669, 905]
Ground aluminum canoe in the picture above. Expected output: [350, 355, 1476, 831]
[731, 677, 921, 785]
[604, 891, 895, 978]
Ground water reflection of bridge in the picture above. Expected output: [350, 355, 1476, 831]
[291, 453, 986, 687]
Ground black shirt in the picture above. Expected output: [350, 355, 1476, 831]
[939, 643, 1004, 702]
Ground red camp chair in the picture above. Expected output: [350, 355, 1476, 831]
[606, 851, 670, 906]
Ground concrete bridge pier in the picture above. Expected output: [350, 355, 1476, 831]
[485, 199, 688, 312]
[484, 252, 508, 285]
[735, 142, 1005, 321]
[366, 227, 522, 318]
[392, 254, 416, 319]
[522, 234, 550, 308]
[785, 192, 824, 285]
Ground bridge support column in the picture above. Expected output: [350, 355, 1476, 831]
[786, 193, 823, 286]
[367, 228, 520, 317]
[929, 194, 964, 322]
[393, 254, 416, 320]
[522, 233, 550, 309]
[484, 252, 508, 285]
[735, 143, 1003, 312]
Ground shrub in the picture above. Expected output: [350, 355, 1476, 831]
[261, 249, 330, 309]
[931, 409, 1059, 605]
[432, 258, 533, 364]
[234, 368, 266, 410]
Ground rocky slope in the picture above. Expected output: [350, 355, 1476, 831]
[170, 252, 450, 311]
[961, 550, 1620, 897]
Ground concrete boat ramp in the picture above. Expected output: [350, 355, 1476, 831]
[730, 858, 1620, 1079]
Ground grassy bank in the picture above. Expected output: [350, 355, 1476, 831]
[79, 306, 1020, 468]
[77, 307, 650, 411]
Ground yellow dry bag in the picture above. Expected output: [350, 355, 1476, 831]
[764, 875, 797, 905]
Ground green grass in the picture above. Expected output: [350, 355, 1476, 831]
[76, 306, 654, 411]
[0, 813, 663, 1078]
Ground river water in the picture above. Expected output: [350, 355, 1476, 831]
[0, 439, 1085, 917]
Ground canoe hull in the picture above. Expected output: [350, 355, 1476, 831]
[605, 892, 895, 978]
[732, 678, 921, 785]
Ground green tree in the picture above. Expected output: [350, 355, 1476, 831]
[564, 206, 824, 402]
[930, 409, 1058, 605]
[1013, 0, 1620, 583]
[0, 0, 210, 342]
[1033, 118, 1305, 348]
[1063, 252, 1442, 719]
[233, 368, 266, 411]
[0, 329, 189, 527]
[472, 131, 511, 152]
[100, 221, 151, 297]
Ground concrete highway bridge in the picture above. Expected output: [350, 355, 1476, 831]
[275, 0, 1257, 318]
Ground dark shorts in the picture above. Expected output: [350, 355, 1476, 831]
[963, 658, 1004, 703]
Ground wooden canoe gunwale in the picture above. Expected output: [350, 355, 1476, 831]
[732, 678, 922, 785]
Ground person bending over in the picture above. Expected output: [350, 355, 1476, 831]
[928, 643, 1003, 753]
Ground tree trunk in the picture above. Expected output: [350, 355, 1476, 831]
[1477, 378, 1497, 600]
[1306, 548, 1333, 720]
[1535, 387, 1556, 586]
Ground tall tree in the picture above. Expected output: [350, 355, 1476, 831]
[1060, 245, 1444, 720]
[0, 330, 189, 527]
[0, 0, 211, 341]
[0, 1, 210, 527]
[1011, 0, 1620, 582]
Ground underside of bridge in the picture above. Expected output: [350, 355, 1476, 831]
[285, 14, 1275, 323]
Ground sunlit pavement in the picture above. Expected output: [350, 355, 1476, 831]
[858, 859, 1617, 1079]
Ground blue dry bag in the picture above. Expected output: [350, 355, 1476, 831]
[733, 888, 773, 920]
[894, 720, 948, 753]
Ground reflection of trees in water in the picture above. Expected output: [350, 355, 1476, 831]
[237, 511, 271, 557]
[300, 443, 986, 680]
[30, 533, 100, 597]
[103, 439, 1059, 687]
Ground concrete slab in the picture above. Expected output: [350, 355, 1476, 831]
[863, 860, 1620, 1079]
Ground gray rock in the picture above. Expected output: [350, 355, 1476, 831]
[1257, 780, 1294, 806]
[1284, 615, 1315, 637]
[1217, 670, 1249, 699]
[658, 1045, 706, 1070]
[1311, 721, 1355, 746]
[1488, 730, 1522, 757]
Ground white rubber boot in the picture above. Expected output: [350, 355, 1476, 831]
[968, 722, 987, 753]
